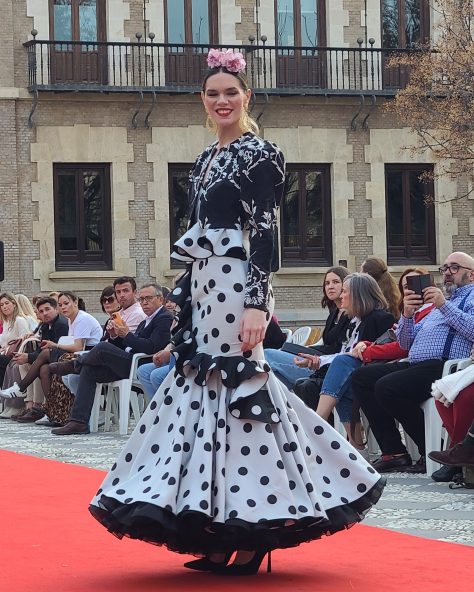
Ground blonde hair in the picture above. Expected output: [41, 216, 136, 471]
[15, 293, 37, 320]
[0, 292, 20, 323]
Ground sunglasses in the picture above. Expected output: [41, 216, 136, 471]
[101, 296, 116, 304]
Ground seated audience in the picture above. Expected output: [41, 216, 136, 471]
[15, 294, 39, 332]
[110, 276, 146, 334]
[428, 354, 474, 481]
[0, 293, 32, 387]
[62, 285, 121, 397]
[351, 252, 474, 474]
[0, 292, 102, 413]
[353, 267, 434, 364]
[50, 283, 173, 435]
[294, 273, 394, 451]
[361, 257, 400, 321]
[7, 297, 69, 422]
[265, 266, 351, 389]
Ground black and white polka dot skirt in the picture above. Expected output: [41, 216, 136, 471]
[90, 255, 385, 556]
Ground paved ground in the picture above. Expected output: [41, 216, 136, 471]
[1, 419, 473, 547]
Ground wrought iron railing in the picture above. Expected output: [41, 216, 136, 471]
[24, 38, 417, 96]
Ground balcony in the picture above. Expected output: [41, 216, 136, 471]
[24, 39, 417, 97]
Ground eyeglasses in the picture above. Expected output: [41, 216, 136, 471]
[138, 295, 158, 304]
[438, 264, 473, 275]
[101, 296, 116, 304]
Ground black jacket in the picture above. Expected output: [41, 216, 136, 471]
[317, 308, 351, 355]
[112, 307, 173, 355]
[352, 309, 395, 344]
[28, 314, 69, 364]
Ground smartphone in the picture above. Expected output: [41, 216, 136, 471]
[406, 273, 434, 296]
[111, 312, 125, 326]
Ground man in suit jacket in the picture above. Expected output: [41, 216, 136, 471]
[51, 283, 173, 435]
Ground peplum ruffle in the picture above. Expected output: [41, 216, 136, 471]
[171, 223, 248, 263]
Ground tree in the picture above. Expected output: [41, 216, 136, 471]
[386, 0, 474, 202]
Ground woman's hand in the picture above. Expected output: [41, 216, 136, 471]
[240, 308, 267, 352]
[294, 353, 320, 370]
[40, 339, 56, 350]
[350, 342, 367, 360]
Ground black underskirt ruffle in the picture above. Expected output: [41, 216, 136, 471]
[89, 476, 385, 556]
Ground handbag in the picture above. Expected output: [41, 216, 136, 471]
[373, 328, 396, 345]
[4, 338, 24, 358]
[293, 365, 329, 410]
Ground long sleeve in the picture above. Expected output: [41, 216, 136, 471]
[239, 141, 285, 311]
[123, 311, 173, 355]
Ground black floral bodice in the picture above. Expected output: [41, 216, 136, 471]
[171, 132, 286, 311]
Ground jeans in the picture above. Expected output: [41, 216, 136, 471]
[264, 349, 312, 388]
[137, 357, 175, 401]
[320, 354, 362, 423]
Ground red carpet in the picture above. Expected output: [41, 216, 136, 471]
[1, 449, 472, 592]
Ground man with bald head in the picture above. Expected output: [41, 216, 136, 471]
[352, 252, 474, 474]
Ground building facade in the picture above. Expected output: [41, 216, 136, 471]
[0, 0, 472, 318]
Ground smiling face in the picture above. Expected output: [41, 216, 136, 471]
[324, 272, 344, 303]
[201, 71, 251, 136]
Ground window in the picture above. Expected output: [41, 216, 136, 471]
[381, 0, 430, 48]
[53, 164, 112, 269]
[49, 0, 107, 84]
[276, 0, 326, 47]
[275, 1, 327, 88]
[168, 164, 192, 267]
[385, 164, 435, 263]
[164, 0, 218, 85]
[280, 165, 332, 266]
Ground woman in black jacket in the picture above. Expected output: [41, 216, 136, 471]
[264, 266, 351, 388]
[295, 272, 394, 451]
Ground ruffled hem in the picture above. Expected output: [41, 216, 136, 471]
[171, 223, 248, 263]
[89, 477, 385, 555]
[172, 334, 279, 424]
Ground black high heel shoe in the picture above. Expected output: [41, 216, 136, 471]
[184, 552, 233, 572]
[221, 550, 271, 576]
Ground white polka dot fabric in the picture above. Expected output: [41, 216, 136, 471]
[90, 256, 384, 555]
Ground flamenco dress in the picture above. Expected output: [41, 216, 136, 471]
[89, 133, 385, 556]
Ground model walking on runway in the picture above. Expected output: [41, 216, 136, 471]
[89, 49, 385, 576]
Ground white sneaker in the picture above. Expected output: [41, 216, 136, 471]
[35, 415, 52, 425]
[0, 383, 26, 399]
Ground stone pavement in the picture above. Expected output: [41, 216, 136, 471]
[1, 419, 473, 547]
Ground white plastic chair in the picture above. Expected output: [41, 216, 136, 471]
[290, 326, 311, 346]
[281, 328, 292, 342]
[89, 353, 152, 435]
[423, 357, 473, 475]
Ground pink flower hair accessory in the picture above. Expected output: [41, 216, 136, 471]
[206, 49, 246, 73]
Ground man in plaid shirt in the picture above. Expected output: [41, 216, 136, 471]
[351, 252, 474, 474]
